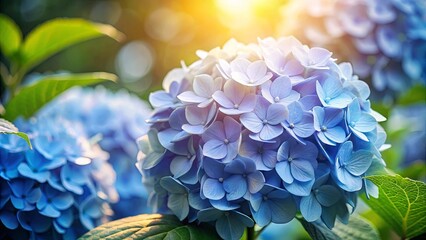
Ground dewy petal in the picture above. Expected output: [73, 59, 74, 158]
[300, 194, 322, 222]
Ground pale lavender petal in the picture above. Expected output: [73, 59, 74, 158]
[271, 76, 292, 99]
[213, 91, 234, 109]
[203, 139, 227, 159]
[203, 121, 225, 142]
[178, 91, 206, 104]
[223, 117, 241, 142]
[266, 104, 287, 124]
[260, 124, 283, 141]
[241, 112, 263, 133]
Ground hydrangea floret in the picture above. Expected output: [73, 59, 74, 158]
[137, 37, 387, 240]
[280, 0, 426, 96]
[36, 86, 152, 219]
[0, 117, 117, 239]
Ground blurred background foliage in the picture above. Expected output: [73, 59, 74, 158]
[1, 0, 424, 239]
[0, 0, 288, 98]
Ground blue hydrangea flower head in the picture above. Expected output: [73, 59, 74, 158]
[36, 86, 152, 220]
[137, 37, 388, 239]
[0, 116, 117, 239]
[280, 0, 426, 98]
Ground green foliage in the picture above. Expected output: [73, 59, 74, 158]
[0, 118, 32, 148]
[4, 72, 117, 121]
[397, 85, 426, 106]
[299, 215, 380, 240]
[79, 214, 220, 240]
[0, 15, 122, 121]
[365, 174, 426, 239]
[0, 14, 22, 60]
[19, 18, 124, 74]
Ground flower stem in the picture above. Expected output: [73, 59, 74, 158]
[247, 226, 255, 240]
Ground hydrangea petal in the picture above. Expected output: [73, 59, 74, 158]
[300, 193, 322, 222]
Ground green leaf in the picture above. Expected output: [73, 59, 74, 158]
[79, 214, 220, 240]
[0, 14, 22, 60]
[0, 118, 32, 148]
[4, 72, 117, 121]
[299, 215, 380, 240]
[20, 18, 124, 73]
[397, 85, 426, 106]
[364, 174, 426, 239]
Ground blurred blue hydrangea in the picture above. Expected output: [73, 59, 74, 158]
[280, 0, 426, 98]
[137, 37, 388, 240]
[37, 86, 152, 219]
[0, 116, 117, 239]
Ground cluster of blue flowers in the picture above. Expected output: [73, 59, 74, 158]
[137, 37, 388, 240]
[37, 87, 152, 219]
[0, 116, 117, 239]
[280, 0, 426, 97]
